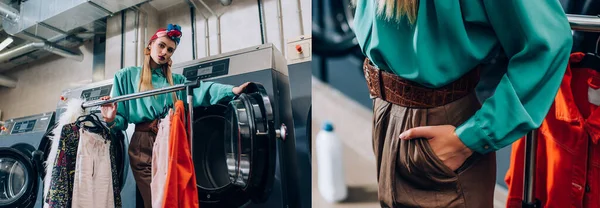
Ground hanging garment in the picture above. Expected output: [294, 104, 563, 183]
[162, 100, 199, 208]
[46, 124, 80, 208]
[72, 127, 122, 208]
[151, 109, 173, 208]
[505, 53, 600, 208]
[44, 98, 85, 208]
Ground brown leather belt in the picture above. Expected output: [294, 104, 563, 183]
[363, 58, 480, 108]
[135, 119, 159, 135]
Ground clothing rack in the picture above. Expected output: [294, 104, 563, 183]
[568, 14, 600, 33]
[522, 14, 600, 208]
[81, 79, 200, 153]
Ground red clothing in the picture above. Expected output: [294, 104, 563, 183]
[162, 100, 199, 208]
[505, 53, 600, 208]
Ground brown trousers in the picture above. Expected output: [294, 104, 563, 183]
[372, 93, 496, 208]
[129, 131, 156, 208]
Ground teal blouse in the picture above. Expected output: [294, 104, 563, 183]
[353, 0, 573, 153]
[107, 66, 235, 131]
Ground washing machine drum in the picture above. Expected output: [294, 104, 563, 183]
[193, 83, 276, 208]
[0, 147, 38, 208]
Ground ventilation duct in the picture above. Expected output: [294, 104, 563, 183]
[0, 2, 18, 22]
[0, 41, 83, 63]
[219, 0, 233, 6]
[0, 74, 16, 88]
[2, 0, 148, 42]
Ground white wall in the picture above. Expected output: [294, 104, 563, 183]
[105, 3, 160, 77]
[110, 0, 311, 66]
[0, 42, 94, 120]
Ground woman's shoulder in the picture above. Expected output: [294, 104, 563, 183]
[171, 73, 187, 84]
[112, 66, 142, 79]
[116, 66, 142, 75]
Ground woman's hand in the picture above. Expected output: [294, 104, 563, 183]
[399, 125, 474, 171]
[232, 82, 251, 95]
[100, 96, 117, 123]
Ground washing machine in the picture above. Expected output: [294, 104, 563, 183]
[172, 43, 302, 208]
[0, 112, 55, 208]
[55, 79, 138, 208]
[286, 35, 312, 208]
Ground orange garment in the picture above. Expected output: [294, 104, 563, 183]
[505, 53, 600, 208]
[162, 100, 199, 208]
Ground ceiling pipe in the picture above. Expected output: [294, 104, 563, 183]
[217, 16, 221, 54]
[197, 0, 217, 17]
[276, 0, 285, 56]
[133, 8, 140, 66]
[204, 18, 210, 56]
[43, 42, 84, 61]
[132, 5, 148, 67]
[296, 0, 304, 35]
[121, 10, 126, 69]
[0, 2, 19, 22]
[197, 0, 223, 54]
[0, 41, 82, 64]
[184, 0, 197, 59]
[190, 7, 196, 59]
[219, 0, 232, 6]
[186, 0, 210, 57]
[0, 74, 16, 88]
[257, 0, 267, 44]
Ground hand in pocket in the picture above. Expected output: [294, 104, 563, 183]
[399, 125, 473, 171]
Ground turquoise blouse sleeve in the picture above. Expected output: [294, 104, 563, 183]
[456, 0, 573, 154]
[174, 74, 236, 107]
[107, 68, 131, 132]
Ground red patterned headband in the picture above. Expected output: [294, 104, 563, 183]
[149, 24, 182, 45]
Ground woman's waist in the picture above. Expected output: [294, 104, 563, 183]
[134, 119, 159, 134]
[363, 58, 480, 108]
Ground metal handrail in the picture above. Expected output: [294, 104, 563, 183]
[80, 79, 201, 150]
[568, 14, 600, 33]
[522, 14, 600, 208]
[81, 80, 199, 108]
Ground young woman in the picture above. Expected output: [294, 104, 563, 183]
[100, 24, 249, 208]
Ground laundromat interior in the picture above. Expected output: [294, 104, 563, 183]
[0, 0, 311, 207]
[3, 0, 595, 208]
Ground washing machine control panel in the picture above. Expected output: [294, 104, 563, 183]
[0, 112, 55, 136]
[56, 79, 113, 120]
[11, 120, 36, 134]
[182, 58, 229, 81]
[81, 85, 112, 102]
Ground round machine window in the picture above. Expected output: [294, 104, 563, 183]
[225, 98, 245, 187]
[0, 158, 28, 205]
[193, 105, 233, 190]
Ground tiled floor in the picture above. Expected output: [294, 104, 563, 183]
[310, 77, 508, 208]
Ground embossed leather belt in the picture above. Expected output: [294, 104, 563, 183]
[135, 119, 159, 135]
[363, 58, 479, 108]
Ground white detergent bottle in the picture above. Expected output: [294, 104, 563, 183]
[317, 121, 347, 203]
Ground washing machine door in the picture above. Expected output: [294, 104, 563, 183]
[0, 147, 38, 208]
[194, 83, 277, 208]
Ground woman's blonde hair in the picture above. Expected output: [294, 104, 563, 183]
[352, 0, 419, 24]
[138, 42, 177, 101]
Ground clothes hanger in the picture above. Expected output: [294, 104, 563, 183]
[577, 35, 600, 72]
[75, 113, 109, 136]
[158, 103, 173, 119]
